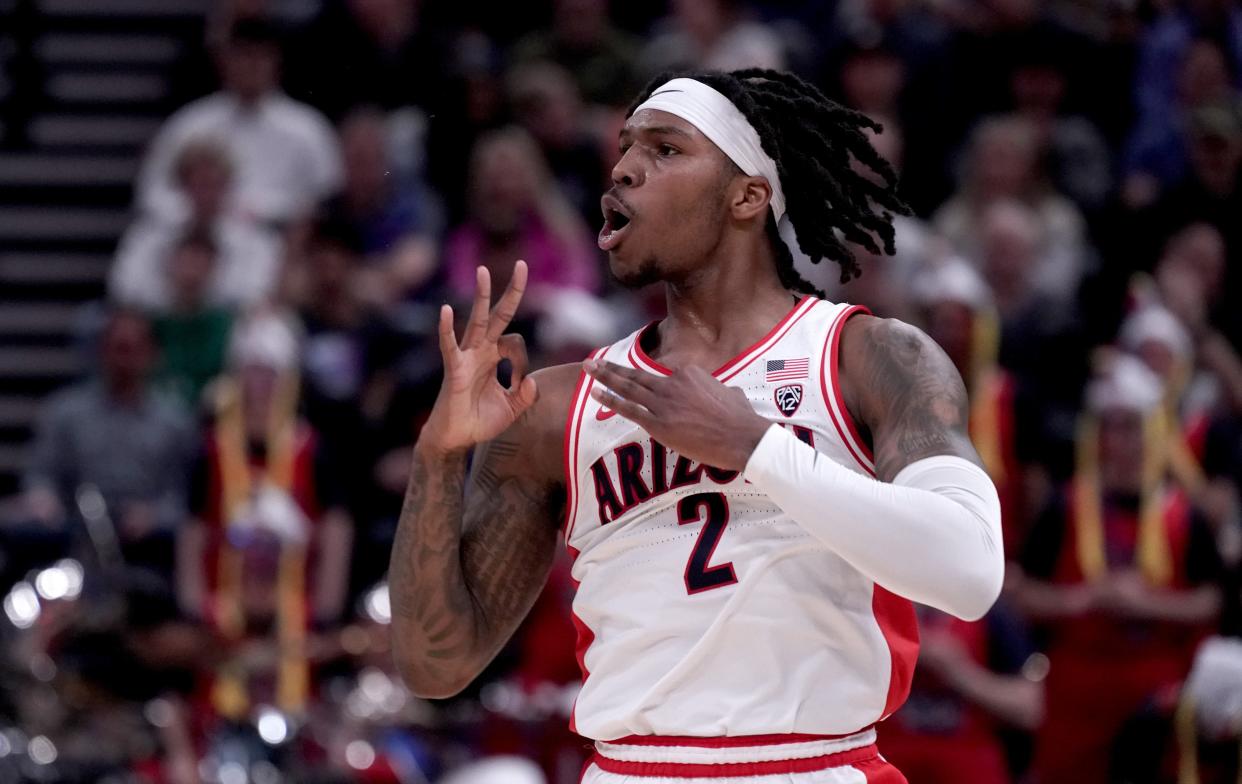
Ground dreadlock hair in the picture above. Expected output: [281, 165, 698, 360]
[627, 69, 910, 294]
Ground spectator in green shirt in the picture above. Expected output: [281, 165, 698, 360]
[153, 230, 235, 410]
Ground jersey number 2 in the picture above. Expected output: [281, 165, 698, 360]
[677, 493, 737, 594]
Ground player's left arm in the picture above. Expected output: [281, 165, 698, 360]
[583, 314, 1004, 621]
[838, 315, 982, 481]
[771, 314, 1004, 619]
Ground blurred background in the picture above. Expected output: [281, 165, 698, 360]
[0, 0, 1240, 782]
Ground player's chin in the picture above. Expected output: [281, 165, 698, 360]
[603, 238, 632, 269]
[608, 250, 662, 290]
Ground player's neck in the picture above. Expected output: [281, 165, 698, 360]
[655, 240, 796, 367]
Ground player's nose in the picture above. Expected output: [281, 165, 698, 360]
[610, 149, 644, 189]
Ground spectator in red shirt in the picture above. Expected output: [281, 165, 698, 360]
[176, 311, 352, 722]
[1014, 355, 1223, 784]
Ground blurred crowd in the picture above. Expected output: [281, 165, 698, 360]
[1, 0, 1242, 782]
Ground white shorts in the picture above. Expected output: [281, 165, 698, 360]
[580, 728, 907, 783]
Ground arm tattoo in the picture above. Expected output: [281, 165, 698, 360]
[459, 428, 560, 639]
[389, 448, 473, 683]
[388, 418, 561, 693]
[846, 317, 981, 482]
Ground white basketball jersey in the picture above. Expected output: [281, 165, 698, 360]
[562, 296, 919, 742]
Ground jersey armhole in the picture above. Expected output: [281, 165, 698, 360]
[819, 305, 876, 476]
[561, 347, 604, 543]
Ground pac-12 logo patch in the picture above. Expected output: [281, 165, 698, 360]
[774, 384, 803, 417]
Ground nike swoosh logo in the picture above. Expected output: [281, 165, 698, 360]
[595, 407, 618, 421]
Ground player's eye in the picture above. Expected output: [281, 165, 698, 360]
[657, 144, 679, 156]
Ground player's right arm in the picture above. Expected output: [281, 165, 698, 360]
[388, 261, 572, 698]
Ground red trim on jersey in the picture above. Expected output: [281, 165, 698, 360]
[563, 349, 604, 543]
[590, 742, 880, 778]
[567, 544, 595, 734]
[628, 296, 816, 378]
[564, 349, 606, 733]
[628, 341, 657, 374]
[872, 584, 919, 721]
[821, 305, 875, 475]
[716, 296, 817, 381]
[829, 305, 875, 462]
[856, 754, 910, 783]
[612, 729, 874, 748]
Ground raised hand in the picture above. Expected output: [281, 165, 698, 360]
[420, 262, 537, 455]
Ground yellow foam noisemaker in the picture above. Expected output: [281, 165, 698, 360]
[967, 310, 1006, 484]
[211, 373, 309, 718]
[1169, 429, 1207, 499]
[1155, 347, 1208, 498]
[1072, 408, 1173, 586]
[1176, 693, 1242, 784]
[1177, 694, 1201, 784]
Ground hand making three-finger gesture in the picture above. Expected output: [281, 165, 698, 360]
[420, 261, 537, 456]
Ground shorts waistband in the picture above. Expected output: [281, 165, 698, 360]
[592, 728, 878, 778]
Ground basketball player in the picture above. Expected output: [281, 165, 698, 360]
[389, 69, 1005, 782]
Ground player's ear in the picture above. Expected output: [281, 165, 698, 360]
[730, 175, 772, 222]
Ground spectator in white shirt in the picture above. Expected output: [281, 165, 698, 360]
[135, 18, 342, 229]
[112, 139, 283, 312]
[934, 114, 1088, 310]
[641, 0, 786, 75]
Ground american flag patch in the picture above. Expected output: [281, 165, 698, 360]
[765, 358, 809, 382]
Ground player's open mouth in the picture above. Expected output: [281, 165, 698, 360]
[598, 195, 632, 251]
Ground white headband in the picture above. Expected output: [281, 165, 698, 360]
[633, 78, 787, 222]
